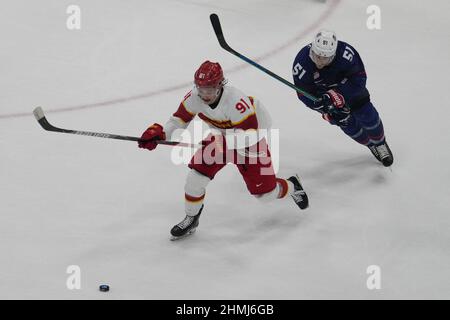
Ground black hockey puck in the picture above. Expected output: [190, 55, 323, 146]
[99, 285, 110, 292]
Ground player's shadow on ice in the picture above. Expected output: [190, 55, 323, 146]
[184, 206, 308, 248]
[298, 154, 387, 187]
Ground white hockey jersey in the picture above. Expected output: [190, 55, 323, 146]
[165, 85, 272, 149]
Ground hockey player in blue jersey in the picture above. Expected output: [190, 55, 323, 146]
[292, 30, 393, 167]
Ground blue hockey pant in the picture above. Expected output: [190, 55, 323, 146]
[338, 102, 385, 146]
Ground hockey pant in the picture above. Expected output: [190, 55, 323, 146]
[337, 102, 385, 146]
[183, 139, 295, 216]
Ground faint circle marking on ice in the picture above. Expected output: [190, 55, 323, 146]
[0, 0, 341, 120]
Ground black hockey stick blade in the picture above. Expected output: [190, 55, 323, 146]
[33, 107, 202, 148]
[210, 13, 234, 53]
[33, 106, 45, 121]
[33, 106, 140, 141]
[209, 13, 319, 102]
[34, 106, 79, 135]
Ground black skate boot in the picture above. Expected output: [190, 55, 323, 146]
[368, 141, 393, 167]
[170, 205, 204, 240]
[368, 144, 379, 159]
[287, 175, 309, 210]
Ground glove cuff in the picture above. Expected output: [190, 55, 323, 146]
[149, 123, 163, 130]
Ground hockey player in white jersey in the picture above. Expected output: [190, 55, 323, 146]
[138, 61, 308, 239]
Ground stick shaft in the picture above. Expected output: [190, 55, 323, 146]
[33, 107, 202, 148]
[210, 13, 318, 102]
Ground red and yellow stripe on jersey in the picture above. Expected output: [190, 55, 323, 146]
[173, 91, 196, 124]
[171, 88, 259, 132]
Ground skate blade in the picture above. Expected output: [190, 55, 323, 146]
[170, 228, 197, 241]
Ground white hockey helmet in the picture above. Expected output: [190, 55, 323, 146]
[311, 30, 338, 57]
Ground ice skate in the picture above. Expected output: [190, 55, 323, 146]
[369, 141, 393, 167]
[170, 205, 204, 241]
[287, 175, 309, 210]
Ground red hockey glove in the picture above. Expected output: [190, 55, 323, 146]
[138, 123, 166, 151]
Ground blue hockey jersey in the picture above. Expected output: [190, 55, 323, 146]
[292, 41, 370, 110]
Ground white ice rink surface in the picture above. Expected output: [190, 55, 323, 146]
[1, 0, 449, 299]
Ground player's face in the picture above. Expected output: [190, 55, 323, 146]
[310, 50, 334, 69]
[197, 86, 221, 104]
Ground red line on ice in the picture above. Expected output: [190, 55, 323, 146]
[0, 0, 341, 120]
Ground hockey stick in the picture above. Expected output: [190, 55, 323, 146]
[210, 13, 318, 102]
[33, 107, 202, 148]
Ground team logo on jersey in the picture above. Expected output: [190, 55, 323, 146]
[314, 72, 320, 80]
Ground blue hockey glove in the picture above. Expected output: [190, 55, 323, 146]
[314, 89, 350, 115]
[322, 111, 351, 126]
